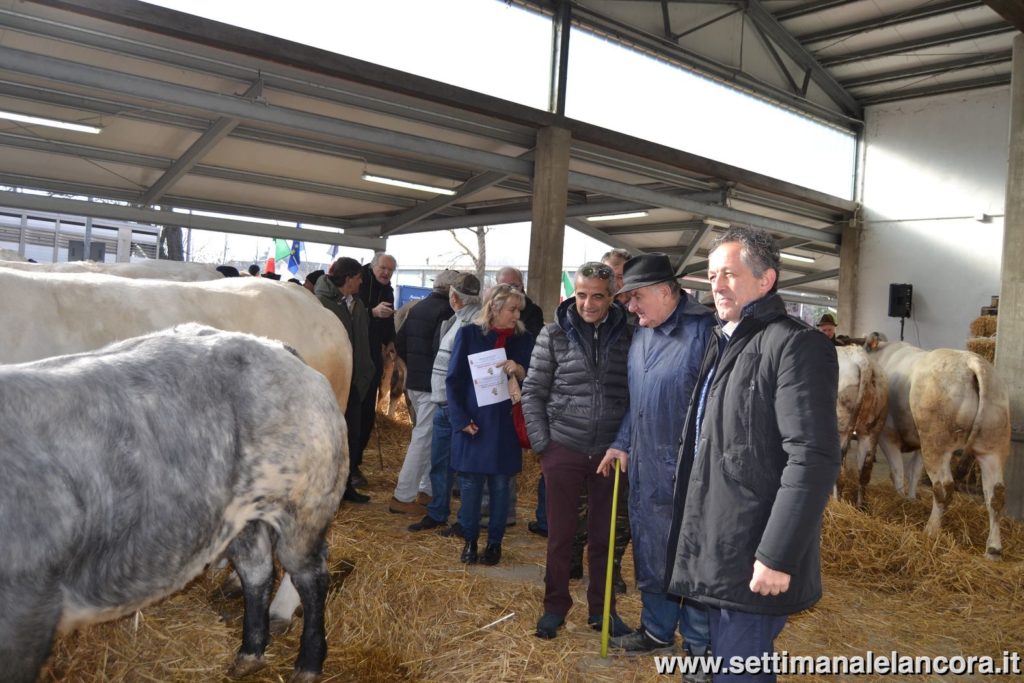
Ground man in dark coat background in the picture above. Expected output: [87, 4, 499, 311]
[389, 269, 459, 515]
[666, 227, 840, 681]
[496, 266, 544, 337]
[356, 252, 397, 486]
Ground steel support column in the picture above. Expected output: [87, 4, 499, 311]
[528, 127, 571, 322]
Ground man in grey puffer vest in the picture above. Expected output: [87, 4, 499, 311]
[407, 273, 482, 534]
[522, 262, 633, 640]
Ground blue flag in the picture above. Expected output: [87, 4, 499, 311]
[287, 240, 301, 274]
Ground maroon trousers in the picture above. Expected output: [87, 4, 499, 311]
[540, 441, 621, 618]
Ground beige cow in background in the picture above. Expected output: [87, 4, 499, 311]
[834, 344, 889, 508]
[865, 333, 1010, 560]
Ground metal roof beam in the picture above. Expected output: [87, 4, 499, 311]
[819, 22, 1015, 67]
[565, 218, 645, 255]
[382, 150, 536, 236]
[0, 45, 537, 178]
[139, 80, 261, 206]
[566, 171, 840, 245]
[774, 0, 861, 21]
[858, 73, 1012, 104]
[600, 220, 706, 236]
[746, 0, 862, 117]
[795, 1, 984, 44]
[674, 221, 714, 275]
[840, 50, 1013, 88]
[984, 1, 1024, 32]
[0, 172, 355, 230]
[0, 130, 416, 208]
[777, 268, 840, 288]
[0, 189, 384, 250]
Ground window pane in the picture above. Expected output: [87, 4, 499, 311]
[565, 29, 856, 199]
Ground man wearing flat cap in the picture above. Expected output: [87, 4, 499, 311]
[598, 253, 715, 669]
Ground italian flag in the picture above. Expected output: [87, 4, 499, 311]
[561, 271, 575, 298]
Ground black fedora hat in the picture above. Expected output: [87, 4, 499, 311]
[617, 253, 677, 295]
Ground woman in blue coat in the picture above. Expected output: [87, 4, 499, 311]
[446, 283, 534, 566]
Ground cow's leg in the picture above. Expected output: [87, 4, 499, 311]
[268, 572, 301, 634]
[976, 452, 1006, 560]
[905, 451, 925, 499]
[277, 535, 330, 683]
[922, 450, 954, 538]
[855, 436, 877, 509]
[878, 434, 907, 496]
[225, 521, 275, 678]
[0, 578, 62, 683]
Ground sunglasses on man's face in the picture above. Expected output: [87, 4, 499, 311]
[579, 264, 613, 279]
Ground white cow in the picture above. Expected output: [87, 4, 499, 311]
[0, 258, 222, 281]
[834, 344, 889, 508]
[866, 334, 1010, 559]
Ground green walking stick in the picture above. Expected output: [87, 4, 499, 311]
[600, 461, 622, 657]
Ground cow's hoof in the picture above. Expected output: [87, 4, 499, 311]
[228, 653, 266, 678]
[985, 547, 1003, 561]
[287, 670, 321, 683]
[270, 616, 293, 635]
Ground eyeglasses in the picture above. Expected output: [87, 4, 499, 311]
[579, 263, 613, 279]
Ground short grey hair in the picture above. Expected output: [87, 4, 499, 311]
[495, 266, 524, 288]
[574, 261, 615, 294]
[709, 227, 781, 292]
[371, 252, 397, 268]
[601, 248, 631, 264]
[474, 283, 526, 334]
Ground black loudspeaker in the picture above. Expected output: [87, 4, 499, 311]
[888, 283, 913, 318]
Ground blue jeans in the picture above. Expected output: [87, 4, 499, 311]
[707, 608, 788, 682]
[640, 591, 710, 650]
[458, 473, 511, 545]
[534, 473, 547, 530]
[426, 405, 453, 523]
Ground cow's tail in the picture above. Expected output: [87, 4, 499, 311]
[851, 349, 873, 430]
[964, 353, 1002, 451]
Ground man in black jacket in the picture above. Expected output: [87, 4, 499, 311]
[522, 261, 632, 641]
[356, 252, 397, 486]
[665, 227, 840, 681]
[389, 270, 459, 514]
[496, 266, 543, 337]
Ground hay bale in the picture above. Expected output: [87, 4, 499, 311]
[970, 315, 997, 337]
[967, 337, 995, 363]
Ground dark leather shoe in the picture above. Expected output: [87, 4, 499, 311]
[460, 540, 478, 564]
[535, 612, 564, 639]
[408, 515, 444, 532]
[439, 521, 465, 538]
[342, 488, 370, 504]
[588, 613, 632, 637]
[349, 467, 368, 489]
[480, 543, 501, 566]
[527, 521, 548, 537]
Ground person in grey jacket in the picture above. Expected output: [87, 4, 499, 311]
[522, 262, 632, 640]
[407, 273, 482, 534]
[666, 228, 840, 682]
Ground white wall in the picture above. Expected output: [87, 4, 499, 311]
[857, 87, 1010, 350]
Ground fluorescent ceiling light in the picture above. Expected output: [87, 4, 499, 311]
[585, 211, 649, 222]
[780, 251, 815, 263]
[0, 110, 102, 134]
[703, 218, 731, 229]
[362, 173, 456, 195]
[682, 275, 709, 283]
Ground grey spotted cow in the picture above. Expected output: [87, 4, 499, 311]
[0, 325, 347, 682]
